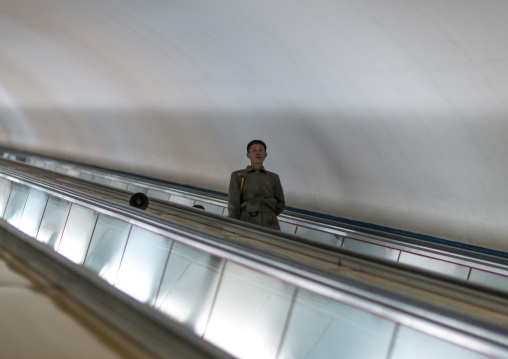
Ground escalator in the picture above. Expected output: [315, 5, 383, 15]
[0, 158, 507, 358]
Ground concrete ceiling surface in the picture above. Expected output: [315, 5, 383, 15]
[1, 0, 508, 251]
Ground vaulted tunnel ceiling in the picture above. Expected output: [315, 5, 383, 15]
[2, 0, 508, 251]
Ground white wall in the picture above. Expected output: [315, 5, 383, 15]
[1, 0, 508, 251]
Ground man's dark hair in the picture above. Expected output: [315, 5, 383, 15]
[247, 140, 266, 152]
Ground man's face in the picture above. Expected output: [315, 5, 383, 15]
[246, 144, 267, 165]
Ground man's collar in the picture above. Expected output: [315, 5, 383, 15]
[246, 165, 266, 172]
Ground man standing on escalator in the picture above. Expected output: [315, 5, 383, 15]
[228, 140, 285, 230]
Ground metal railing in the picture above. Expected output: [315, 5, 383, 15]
[2, 148, 508, 293]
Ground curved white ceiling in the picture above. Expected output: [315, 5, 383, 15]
[2, 0, 508, 251]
